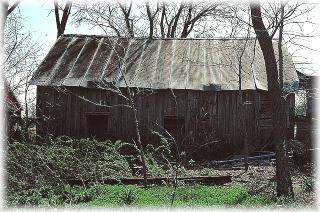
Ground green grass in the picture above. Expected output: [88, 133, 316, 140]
[9, 183, 314, 208]
[241, 195, 272, 207]
[8, 184, 262, 207]
[81, 184, 262, 207]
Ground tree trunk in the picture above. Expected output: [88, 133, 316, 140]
[54, 0, 72, 38]
[160, 6, 166, 38]
[119, 3, 134, 38]
[170, 4, 184, 38]
[250, 2, 294, 198]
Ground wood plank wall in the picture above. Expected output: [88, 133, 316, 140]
[36, 86, 295, 159]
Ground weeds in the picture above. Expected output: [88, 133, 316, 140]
[303, 176, 314, 192]
[119, 186, 136, 205]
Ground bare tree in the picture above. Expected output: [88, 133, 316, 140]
[3, 7, 43, 142]
[167, 2, 185, 38]
[4, 12, 41, 93]
[250, 1, 294, 198]
[145, 1, 160, 38]
[2, 0, 22, 21]
[180, 2, 220, 38]
[1, 0, 22, 55]
[278, 2, 285, 89]
[72, 2, 121, 36]
[118, 1, 134, 37]
[54, 0, 72, 38]
[72, 1, 228, 38]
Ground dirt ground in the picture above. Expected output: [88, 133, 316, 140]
[216, 164, 316, 206]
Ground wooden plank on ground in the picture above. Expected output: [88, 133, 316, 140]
[67, 175, 232, 186]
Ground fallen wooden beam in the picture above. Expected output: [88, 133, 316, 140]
[67, 175, 232, 186]
[207, 154, 276, 168]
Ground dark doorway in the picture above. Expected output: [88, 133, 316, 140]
[86, 112, 109, 139]
[163, 115, 185, 142]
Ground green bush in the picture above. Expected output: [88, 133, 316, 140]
[7, 183, 65, 206]
[6, 137, 133, 206]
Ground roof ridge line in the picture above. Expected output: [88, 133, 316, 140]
[61, 34, 274, 41]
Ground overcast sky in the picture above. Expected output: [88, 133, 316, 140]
[12, 0, 320, 76]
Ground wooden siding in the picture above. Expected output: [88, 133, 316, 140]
[36, 86, 295, 159]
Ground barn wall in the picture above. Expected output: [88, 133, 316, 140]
[36, 86, 295, 159]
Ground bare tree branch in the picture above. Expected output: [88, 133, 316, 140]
[54, 0, 72, 38]
[118, 1, 134, 37]
[6, 0, 21, 16]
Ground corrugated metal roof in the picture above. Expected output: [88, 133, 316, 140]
[30, 34, 299, 91]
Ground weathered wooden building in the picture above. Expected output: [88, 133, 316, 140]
[296, 70, 318, 119]
[294, 70, 318, 160]
[30, 34, 298, 159]
[2, 81, 22, 140]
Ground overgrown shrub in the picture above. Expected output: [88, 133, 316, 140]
[116, 133, 174, 178]
[6, 136, 133, 205]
